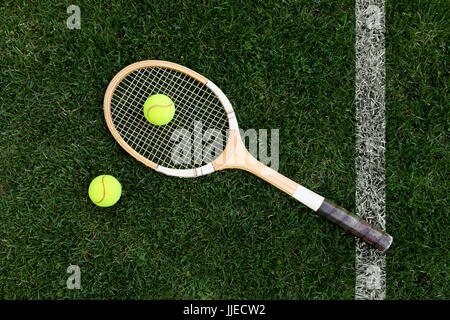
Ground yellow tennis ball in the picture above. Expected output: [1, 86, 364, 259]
[88, 175, 122, 207]
[143, 94, 175, 125]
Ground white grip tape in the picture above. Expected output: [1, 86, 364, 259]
[206, 80, 234, 113]
[227, 112, 239, 130]
[195, 163, 215, 176]
[292, 185, 325, 211]
[156, 166, 196, 178]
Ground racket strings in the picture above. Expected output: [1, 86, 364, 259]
[110, 67, 229, 169]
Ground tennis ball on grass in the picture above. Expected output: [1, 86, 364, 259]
[143, 94, 175, 125]
[88, 175, 122, 207]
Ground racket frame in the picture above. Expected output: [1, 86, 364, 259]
[104, 60, 393, 252]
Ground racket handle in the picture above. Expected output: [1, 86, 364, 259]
[316, 199, 393, 252]
[214, 133, 393, 252]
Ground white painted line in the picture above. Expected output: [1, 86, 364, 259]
[355, 0, 387, 300]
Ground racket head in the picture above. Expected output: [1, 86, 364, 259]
[104, 60, 239, 177]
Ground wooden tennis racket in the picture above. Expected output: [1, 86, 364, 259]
[104, 60, 393, 252]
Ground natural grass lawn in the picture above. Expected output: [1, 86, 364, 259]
[0, 0, 447, 299]
[386, 1, 448, 299]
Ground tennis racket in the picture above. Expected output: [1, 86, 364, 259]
[104, 60, 393, 252]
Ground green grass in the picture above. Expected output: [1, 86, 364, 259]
[386, 0, 449, 299]
[0, 0, 447, 299]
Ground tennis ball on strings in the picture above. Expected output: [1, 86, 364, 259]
[88, 175, 122, 207]
[143, 94, 175, 126]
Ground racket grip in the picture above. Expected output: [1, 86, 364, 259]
[316, 199, 393, 252]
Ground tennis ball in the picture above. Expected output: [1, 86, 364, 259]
[143, 94, 175, 126]
[88, 175, 122, 207]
